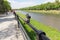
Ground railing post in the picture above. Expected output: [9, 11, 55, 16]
[14, 14, 20, 28]
[16, 15, 20, 28]
[15, 14, 31, 40]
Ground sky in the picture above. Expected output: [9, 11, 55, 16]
[8, 0, 55, 9]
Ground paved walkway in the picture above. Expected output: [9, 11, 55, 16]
[0, 14, 24, 40]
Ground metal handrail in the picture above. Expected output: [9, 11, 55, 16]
[15, 13, 50, 40]
[15, 14, 31, 40]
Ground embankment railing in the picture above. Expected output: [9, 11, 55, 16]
[15, 14, 31, 40]
[15, 13, 50, 40]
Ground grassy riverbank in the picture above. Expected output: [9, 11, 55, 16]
[17, 12, 60, 40]
[23, 10, 60, 15]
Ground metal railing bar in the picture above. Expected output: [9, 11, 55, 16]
[15, 14, 31, 40]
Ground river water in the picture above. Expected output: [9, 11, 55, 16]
[16, 10, 60, 31]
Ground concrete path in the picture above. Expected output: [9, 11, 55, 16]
[0, 14, 24, 40]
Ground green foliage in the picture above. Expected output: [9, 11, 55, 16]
[0, 0, 4, 13]
[17, 12, 60, 40]
[20, 2, 60, 10]
[0, 0, 11, 14]
[3, 1, 11, 11]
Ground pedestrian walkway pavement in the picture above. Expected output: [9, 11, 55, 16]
[0, 14, 25, 40]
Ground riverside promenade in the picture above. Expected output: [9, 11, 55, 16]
[0, 13, 25, 40]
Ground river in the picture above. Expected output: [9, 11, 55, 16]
[16, 10, 60, 31]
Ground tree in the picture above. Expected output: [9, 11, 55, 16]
[3, 1, 11, 11]
[20, 0, 60, 10]
[0, 0, 11, 14]
[55, 0, 59, 3]
[0, 0, 4, 13]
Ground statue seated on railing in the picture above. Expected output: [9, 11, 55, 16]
[24, 14, 31, 24]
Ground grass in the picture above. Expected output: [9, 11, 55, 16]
[23, 10, 60, 15]
[17, 12, 60, 40]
